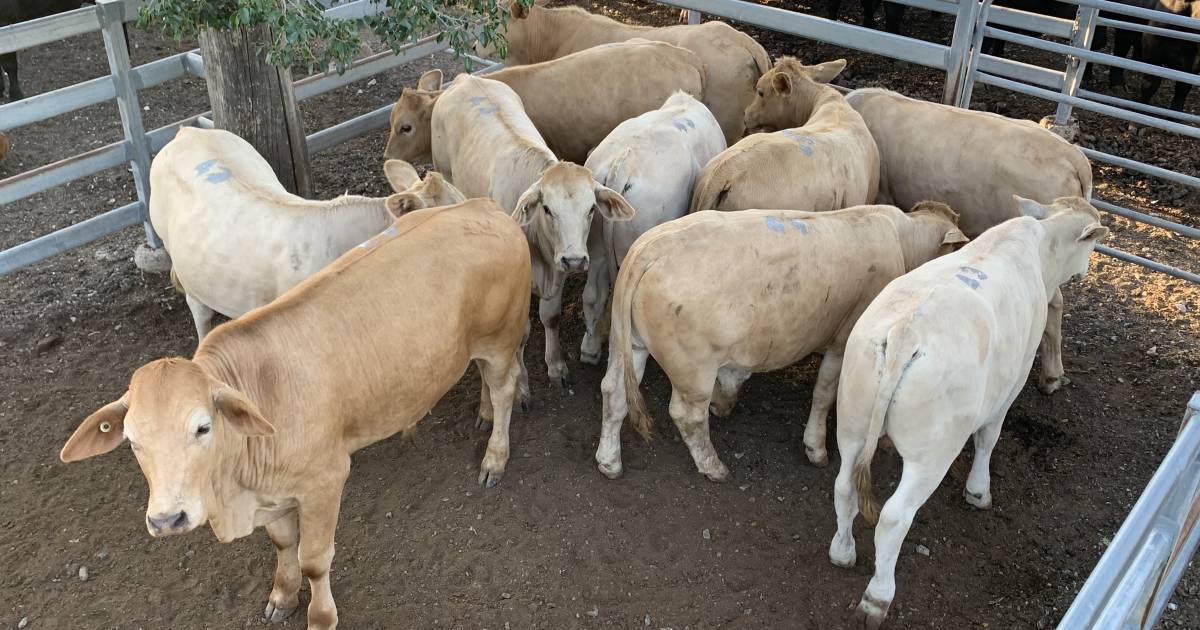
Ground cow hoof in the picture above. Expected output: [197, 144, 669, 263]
[475, 416, 493, 432]
[854, 594, 890, 629]
[806, 447, 829, 467]
[264, 601, 297, 623]
[828, 547, 856, 569]
[708, 403, 732, 419]
[964, 488, 992, 510]
[478, 467, 504, 488]
[597, 460, 623, 479]
[550, 373, 572, 389]
[517, 397, 530, 413]
[1037, 374, 1069, 395]
[580, 349, 601, 365]
[701, 463, 730, 483]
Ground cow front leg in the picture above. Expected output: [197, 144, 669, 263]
[709, 366, 750, 418]
[580, 257, 611, 365]
[803, 350, 843, 467]
[478, 354, 520, 487]
[298, 477, 347, 630]
[596, 344, 650, 479]
[1037, 288, 1066, 394]
[264, 511, 301, 623]
[185, 293, 216, 342]
[670, 383, 728, 482]
[539, 290, 570, 387]
[1, 53, 20, 101]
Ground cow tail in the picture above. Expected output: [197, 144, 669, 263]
[854, 326, 920, 525]
[1076, 150, 1094, 202]
[688, 158, 729, 214]
[749, 43, 771, 80]
[610, 246, 653, 441]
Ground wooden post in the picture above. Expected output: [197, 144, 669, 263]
[198, 24, 312, 197]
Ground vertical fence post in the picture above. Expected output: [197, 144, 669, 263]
[1054, 4, 1099, 125]
[96, 0, 164, 256]
[955, 0, 994, 109]
[944, 0, 981, 105]
[687, 9, 701, 25]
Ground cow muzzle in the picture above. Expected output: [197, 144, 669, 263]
[559, 256, 589, 272]
[146, 510, 192, 537]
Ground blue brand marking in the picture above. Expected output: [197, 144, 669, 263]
[204, 168, 232, 183]
[469, 95, 487, 106]
[383, 225, 398, 237]
[790, 219, 808, 234]
[781, 130, 814, 156]
[477, 106, 498, 115]
[956, 274, 980, 289]
[765, 217, 786, 233]
[194, 159, 216, 175]
[960, 265, 987, 280]
[672, 120, 689, 132]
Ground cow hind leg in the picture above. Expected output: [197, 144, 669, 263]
[539, 291, 570, 387]
[669, 374, 728, 482]
[855, 455, 955, 630]
[0, 53, 19, 101]
[476, 360, 494, 432]
[596, 344, 650, 479]
[477, 353, 520, 488]
[964, 418, 1003, 510]
[264, 511, 301, 623]
[185, 293, 216, 342]
[1037, 288, 1066, 394]
[829, 437, 862, 568]
[709, 365, 750, 418]
[515, 319, 531, 412]
[803, 350, 843, 467]
[580, 259, 611, 365]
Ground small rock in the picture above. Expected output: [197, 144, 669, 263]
[702, 528, 711, 541]
[1168, 602, 1178, 611]
[18, 617, 29, 629]
[585, 607, 598, 617]
[35, 335, 62, 355]
[367, 78, 377, 87]
[1177, 301, 1190, 314]
[96, 550, 110, 561]
[384, 511, 393, 519]
[644, 613, 652, 626]
[1146, 346, 1158, 356]
[78, 566, 89, 581]
[500, 592, 512, 600]
[915, 544, 930, 557]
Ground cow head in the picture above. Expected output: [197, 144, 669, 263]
[382, 159, 467, 217]
[743, 57, 847, 133]
[512, 162, 634, 274]
[383, 70, 443, 162]
[61, 358, 274, 539]
[1014, 195, 1108, 286]
[900, 201, 969, 270]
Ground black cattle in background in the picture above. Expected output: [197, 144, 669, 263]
[1107, 0, 1198, 111]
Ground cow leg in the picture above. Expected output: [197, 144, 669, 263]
[185, 293, 215, 341]
[859, 0, 877, 30]
[882, 2, 906, 35]
[478, 355, 520, 488]
[803, 350, 843, 467]
[539, 290, 570, 387]
[1, 53, 20, 102]
[964, 418, 1003, 510]
[515, 319, 531, 412]
[669, 377, 728, 482]
[709, 365, 750, 418]
[476, 360, 494, 432]
[596, 344, 650, 479]
[829, 435, 863, 568]
[855, 456, 955, 630]
[580, 258, 610, 366]
[263, 511, 301, 623]
[828, 0, 842, 21]
[1036, 288, 1066, 394]
[298, 480, 347, 630]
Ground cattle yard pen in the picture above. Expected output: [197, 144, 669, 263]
[1, 0, 1198, 626]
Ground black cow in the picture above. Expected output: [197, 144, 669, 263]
[1108, 0, 1198, 111]
[0, 0, 130, 102]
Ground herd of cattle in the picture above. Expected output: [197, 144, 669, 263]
[50, 3, 1120, 630]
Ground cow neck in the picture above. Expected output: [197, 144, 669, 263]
[789, 82, 844, 129]
[524, 7, 589, 62]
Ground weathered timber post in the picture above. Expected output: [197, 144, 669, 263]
[198, 24, 312, 197]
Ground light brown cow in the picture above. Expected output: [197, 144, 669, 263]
[844, 87, 1095, 394]
[0, 131, 9, 163]
[384, 39, 705, 165]
[595, 203, 967, 481]
[490, 0, 770, 144]
[690, 58, 879, 214]
[60, 199, 531, 630]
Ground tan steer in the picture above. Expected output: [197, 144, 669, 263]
[151, 127, 464, 340]
[431, 73, 635, 390]
[490, 0, 770, 144]
[595, 203, 967, 481]
[384, 39, 705, 165]
[61, 199, 532, 630]
[845, 87, 1095, 394]
[829, 197, 1106, 629]
[690, 58, 879, 214]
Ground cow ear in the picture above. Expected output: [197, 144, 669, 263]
[1014, 195, 1046, 219]
[423, 172, 466, 206]
[511, 188, 540, 228]
[213, 387, 274, 437]
[417, 69, 443, 92]
[771, 71, 792, 95]
[595, 185, 636, 221]
[385, 192, 422, 218]
[1077, 223, 1109, 243]
[809, 59, 847, 83]
[509, 0, 529, 19]
[61, 396, 129, 463]
[941, 228, 969, 246]
[383, 159, 420, 192]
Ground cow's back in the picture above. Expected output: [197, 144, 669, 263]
[847, 88, 1090, 237]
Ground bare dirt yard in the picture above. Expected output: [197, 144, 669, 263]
[1, 1, 1198, 628]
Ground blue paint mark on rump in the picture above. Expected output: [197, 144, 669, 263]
[195, 159, 232, 184]
[960, 265, 987, 280]
[955, 274, 980, 289]
[194, 159, 216, 175]
[765, 217, 786, 233]
[790, 219, 808, 234]
[780, 130, 816, 156]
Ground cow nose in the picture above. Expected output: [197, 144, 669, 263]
[147, 511, 189, 535]
[560, 256, 588, 271]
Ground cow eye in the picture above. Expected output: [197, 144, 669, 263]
[400, 124, 413, 134]
[543, 204, 553, 218]
[196, 424, 211, 437]
[757, 90, 764, 98]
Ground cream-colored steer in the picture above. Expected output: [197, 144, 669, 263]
[690, 57, 879, 214]
[61, 200, 531, 630]
[596, 203, 966, 480]
[151, 127, 464, 340]
[579, 91, 726, 365]
[830, 197, 1107, 629]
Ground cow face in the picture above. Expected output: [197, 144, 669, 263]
[1015, 196, 1108, 284]
[902, 201, 969, 269]
[383, 159, 467, 217]
[61, 358, 274, 538]
[383, 70, 443, 162]
[743, 57, 847, 133]
[512, 162, 634, 273]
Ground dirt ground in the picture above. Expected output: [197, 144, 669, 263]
[1, 2, 1198, 629]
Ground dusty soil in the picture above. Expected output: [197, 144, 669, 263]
[1, 2, 1198, 629]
